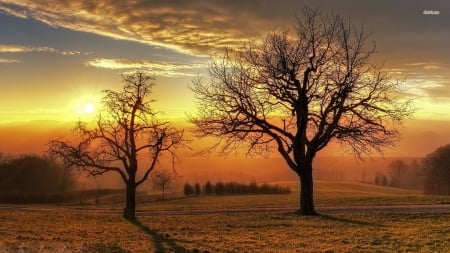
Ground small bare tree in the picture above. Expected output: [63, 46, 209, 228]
[190, 7, 413, 215]
[152, 168, 174, 200]
[49, 72, 184, 219]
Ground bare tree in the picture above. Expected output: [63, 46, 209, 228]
[152, 168, 174, 200]
[49, 72, 184, 219]
[423, 144, 450, 195]
[190, 7, 413, 215]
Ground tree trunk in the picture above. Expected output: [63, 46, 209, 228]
[298, 166, 317, 215]
[123, 181, 136, 220]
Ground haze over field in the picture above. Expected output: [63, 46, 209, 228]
[0, 0, 449, 183]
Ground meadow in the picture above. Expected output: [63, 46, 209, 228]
[1, 181, 449, 252]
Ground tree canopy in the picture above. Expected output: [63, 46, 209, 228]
[190, 7, 413, 215]
[49, 72, 184, 219]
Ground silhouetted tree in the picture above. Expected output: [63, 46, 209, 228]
[374, 175, 380, 185]
[190, 7, 413, 215]
[381, 175, 388, 186]
[423, 144, 450, 195]
[203, 181, 213, 195]
[183, 182, 194, 196]
[194, 183, 201, 195]
[152, 168, 174, 200]
[49, 72, 184, 219]
[215, 181, 224, 195]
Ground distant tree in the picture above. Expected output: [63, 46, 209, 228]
[183, 182, 194, 196]
[203, 181, 213, 195]
[49, 72, 184, 219]
[389, 160, 407, 187]
[215, 181, 224, 195]
[423, 144, 450, 195]
[248, 181, 258, 193]
[194, 183, 201, 195]
[190, 7, 413, 214]
[0, 153, 6, 165]
[381, 175, 388, 186]
[374, 175, 380, 185]
[152, 168, 174, 200]
[410, 159, 424, 189]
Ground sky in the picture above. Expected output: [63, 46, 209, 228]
[0, 0, 449, 161]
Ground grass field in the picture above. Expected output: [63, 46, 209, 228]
[137, 181, 449, 211]
[1, 181, 449, 252]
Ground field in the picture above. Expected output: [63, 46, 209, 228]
[1, 181, 449, 252]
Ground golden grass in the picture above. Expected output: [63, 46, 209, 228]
[1, 181, 449, 252]
[0, 209, 449, 252]
[137, 181, 450, 211]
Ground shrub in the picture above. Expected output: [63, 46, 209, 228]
[183, 182, 194, 196]
[184, 181, 291, 196]
[203, 181, 213, 195]
[194, 183, 201, 195]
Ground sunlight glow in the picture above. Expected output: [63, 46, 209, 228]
[83, 103, 95, 114]
[73, 93, 101, 120]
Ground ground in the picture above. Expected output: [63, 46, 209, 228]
[0, 181, 449, 252]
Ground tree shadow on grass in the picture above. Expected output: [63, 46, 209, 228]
[127, 218, 190, 253]
[318, 213, 384, 227]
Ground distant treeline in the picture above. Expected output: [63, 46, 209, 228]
[0, 154, 75, 193]
[0, 153, 76, 203]
[0, 188, 124, 204]
[183, 181, 291, 196]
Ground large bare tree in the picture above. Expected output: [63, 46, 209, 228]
[190, 7, 413, 215]
[49, 72, 184, 219]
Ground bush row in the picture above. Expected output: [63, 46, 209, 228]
[183, 181, 291, 196]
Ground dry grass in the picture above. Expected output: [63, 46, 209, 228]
[0, 209, 449, 252]
[137, 181, 450, 211]
[1, 181, 449, 252]
[0, 210, 152, 252]
[138, 212, 450, 252]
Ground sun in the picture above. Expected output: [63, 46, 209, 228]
[83, 103, 95, 114]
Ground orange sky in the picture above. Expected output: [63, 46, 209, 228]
[0, 1, 449, 180]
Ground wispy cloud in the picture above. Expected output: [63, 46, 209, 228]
[0, 44, 92, 56]
[0, 57, 19, 63]
[0, 44, 56, 53]
[394, 62, 450, 100]
[85, 58, 205, 77]
[61, 50, 92, 56]
[0, 1, 271, 55]
[405, 62, 442, 70]
[0, 3, 27, 18]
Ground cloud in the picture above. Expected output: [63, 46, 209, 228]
[394, 62, 450, 100]
[0, 57, 19, 63]
[0, 3, 27, 18]
[61, 50, 92, 56]
[0, 0, 275, 56]
[85, 58, 205, 77]
[0, 44, 56, 53]
[405, 62, 442, 70]
[0, 44, 92, 56]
